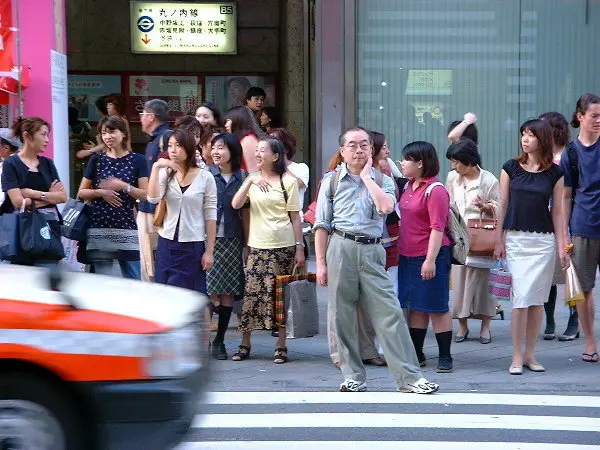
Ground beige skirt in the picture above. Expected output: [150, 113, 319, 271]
[451, 265, 496, 318]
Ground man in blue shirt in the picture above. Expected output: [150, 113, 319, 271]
[560, 93, 600, 363]
[314, 126, 439, 394]
[137, 99, 171, 282]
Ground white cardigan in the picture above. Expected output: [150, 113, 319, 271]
[147, 167, 217, 242]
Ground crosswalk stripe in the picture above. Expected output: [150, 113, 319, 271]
[202, 391, 600, 408]
[178, 442, 600, 450]
[192, 412, 600, 432]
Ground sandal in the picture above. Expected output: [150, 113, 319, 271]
[231, 345, 251, 361]
[274, 347, 288, 364]
[582, 352, 599, 363]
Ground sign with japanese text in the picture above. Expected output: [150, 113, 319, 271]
[405, 70, 452, 96]
[127, 75, 201, 121]
[68, 74, 122, 121]
[130, 1, 237, 54]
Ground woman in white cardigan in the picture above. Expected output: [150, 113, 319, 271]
[147, 128, 217, 292]
[446, 139, 500, 344]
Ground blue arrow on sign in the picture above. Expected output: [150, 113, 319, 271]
[137, 16, 155, 33]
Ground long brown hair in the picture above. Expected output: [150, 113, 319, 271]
[327, 150, 343, 171]
[516, 119, 553, 171]
[169, 128, 198, 176]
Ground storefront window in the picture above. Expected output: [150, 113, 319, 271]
[357, 0, 600, 176]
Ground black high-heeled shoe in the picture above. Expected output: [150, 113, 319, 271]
[496, 305, 505, 320]
[558, 308, 579, 341]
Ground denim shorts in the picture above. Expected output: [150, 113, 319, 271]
[398, 245, 451, 314]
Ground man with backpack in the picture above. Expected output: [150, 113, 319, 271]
[313, 126, 439, 394]
[560, 93, 600, 363]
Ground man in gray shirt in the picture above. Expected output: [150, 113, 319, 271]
[314, 126, 439, 394]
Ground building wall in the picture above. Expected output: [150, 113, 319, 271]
[67, 0, 281, 73]
[66, 0, 308, 161]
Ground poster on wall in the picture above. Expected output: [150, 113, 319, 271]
[204, 75, 276, 113]
[128, 75, 201, 121]
[68, 75, 122, 122]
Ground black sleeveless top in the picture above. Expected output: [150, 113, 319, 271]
[502, 159, 563, 234]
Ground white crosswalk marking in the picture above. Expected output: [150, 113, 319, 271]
[177, 391, 600, 449]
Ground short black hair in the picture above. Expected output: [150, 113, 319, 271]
[262, 106, 282, 128]
[95, 95, 108, 116]
[211, 133, 243, 172]
[370, 130, 386, 158]
[245, 86, 266, 101]
[196, 102, 224, 128]
[402, 141, 440, 178]
[447, 120, 479, 144]
[538, 112, 570, 147]
[261, 138, 287, 175]
[446, 138, 481, 167]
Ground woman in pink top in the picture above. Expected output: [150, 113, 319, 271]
[224, 106, 266, 173]
[398, 141, 454, 373]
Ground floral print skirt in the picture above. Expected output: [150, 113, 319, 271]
[239, 246, 296, 332]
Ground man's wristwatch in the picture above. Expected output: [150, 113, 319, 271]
[40, 192, 46, 201]
[295, 241, 305, 248]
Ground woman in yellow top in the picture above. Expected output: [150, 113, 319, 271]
[231, 138, 305, 364]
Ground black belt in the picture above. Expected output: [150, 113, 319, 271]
[334, 229, 381, 245]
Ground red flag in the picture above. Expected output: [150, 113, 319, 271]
[0, 0, 14, 72]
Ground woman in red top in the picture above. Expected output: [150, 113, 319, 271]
[224, 106, 266, 174]
[398, 141, 454, 374]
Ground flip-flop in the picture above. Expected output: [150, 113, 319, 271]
[582, 352, 599, 363]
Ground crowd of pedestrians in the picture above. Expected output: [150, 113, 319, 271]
[1, 91, 599, 394]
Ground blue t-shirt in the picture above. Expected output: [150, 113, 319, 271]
[560, 138, 600, 239]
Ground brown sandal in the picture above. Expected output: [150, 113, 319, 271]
[232, 345, 251, 361]
[274, 347, 288, 364]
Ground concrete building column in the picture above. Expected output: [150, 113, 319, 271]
[314, 0, 356, 179]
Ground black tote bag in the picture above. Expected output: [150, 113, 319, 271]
[0, 212, 19, 261]
[61, 198, 90, 242]
[19, 205, 65, 261]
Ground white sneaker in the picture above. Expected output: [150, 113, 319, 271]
[339, 379, 367, 392]
[398, 378, 439, 394]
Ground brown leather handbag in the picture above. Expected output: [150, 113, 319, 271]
[467, 210, 497, 256]
[152, 197, 167, 227]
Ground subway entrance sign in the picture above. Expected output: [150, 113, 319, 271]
[130, 1, 237, 54]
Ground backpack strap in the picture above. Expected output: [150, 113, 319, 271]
[425, 181, 445, 197]
[566, 141, 579, 195]
[329, 170, 341, 203]
[280, 175, 292, 221]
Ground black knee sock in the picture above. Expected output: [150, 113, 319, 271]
[435, 330, 453, 359]
[215, 306, 233, 343]
[545, 285, 557, 328]
[409, 328, 427, 360]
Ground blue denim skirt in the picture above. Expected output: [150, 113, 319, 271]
[155, 237, 206, 294]
[398, 245, 452, 314]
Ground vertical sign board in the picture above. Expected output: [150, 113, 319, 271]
[128, 75, 201, 121]
[50, 50, 70, 195]
[130, 1, 237, 54]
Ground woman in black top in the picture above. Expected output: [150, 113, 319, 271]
[494, 119, 568, 375]
[1, 117, 67, 265]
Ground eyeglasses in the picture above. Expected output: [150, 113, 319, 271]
[344, 142, 371, 152]
[139, 112, 153, 117]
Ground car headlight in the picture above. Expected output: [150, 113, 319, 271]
[146, 322, 205, 378]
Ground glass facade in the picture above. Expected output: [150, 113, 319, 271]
[357, 0, 600, 176]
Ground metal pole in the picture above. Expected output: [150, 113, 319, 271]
[15, 0, 22, 116]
